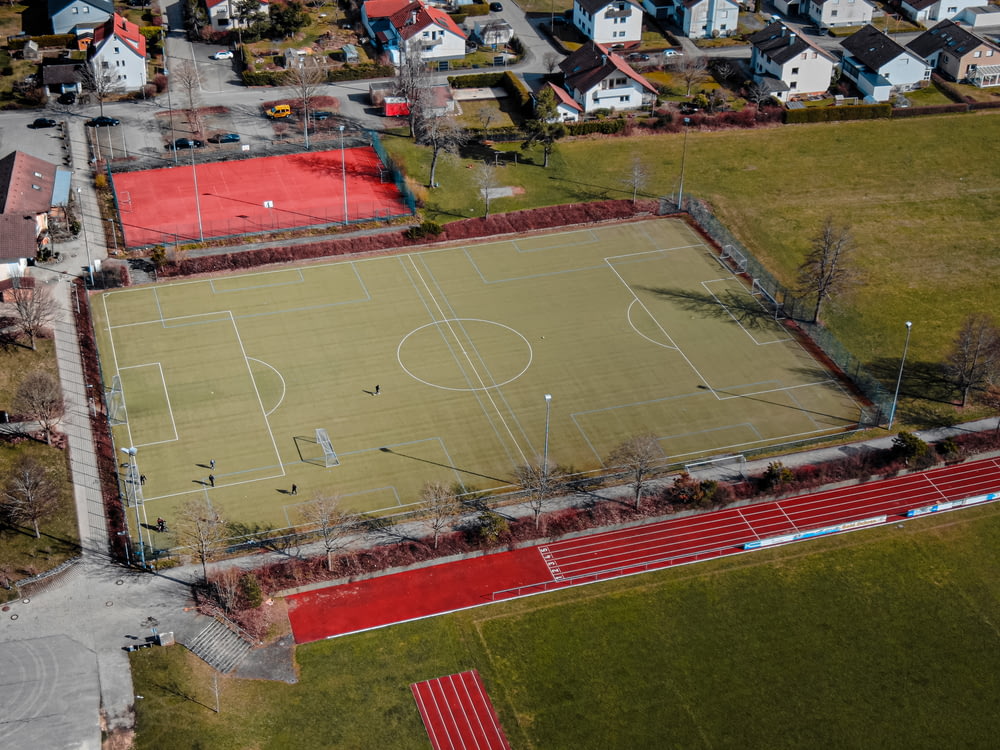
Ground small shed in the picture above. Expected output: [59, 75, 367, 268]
[341, 43, 359, 63]
[383, 97, 410, 116]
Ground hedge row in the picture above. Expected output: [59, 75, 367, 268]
[159, 200, 658, 278]
[8, 34, 76, 50]
[242, 61, 394, 86]
[566, 119, 625, 135]
[502, 70, 532, 111]
[784, 103, 892, 123]
[449, 71, 505, 88]
[891, 102, 970, 118]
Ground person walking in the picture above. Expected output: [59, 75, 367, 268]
[139, 474, 146, 485]
[208, 474, 215, 487]
[209, 458, 215, 469]
[291, 483, 297, 495]
[374, 384, 380, 396]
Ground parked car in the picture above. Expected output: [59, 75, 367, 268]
[168, 138, 204, 149]
[208, 132, 240, 144]
[663, 49, 683, 58]
[86, 116, 120, 127]
[211, 50, 234, 60]
[627, 52, 650, 62]
[266, 104, 292, 119]
[29, 118, 58, 129]
[57, 91, 76, 105]
[489, 2, 503, 10]
[311, 110, 333, 121]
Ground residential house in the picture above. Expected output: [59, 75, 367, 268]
[542, 81, 584, 121]
[898, 0, 979, 25]
[0, 151, 72, 276]
[907, 19, 1000, 84]
[48, 0, 113, 35]
[559, 41, 657, 113]
[361, 0, 467, 64]
[572, 0, 643, 46]
[748, 22, 836, 102]
[804, 0, 875, 30]
[473, 19, 514, 48]
[841, 24, 931, 101]
[953, 5, 1000, 29]
[40, 61, 84, 98]
[670, 0, 741, 40]
[88, 13, 147, 93]
[204, 0, 269, 34]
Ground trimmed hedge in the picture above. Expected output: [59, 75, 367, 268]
[502, 70, 531, 111]
[9, 34, 76, 50]
[784, 103, 891, 123]
[327, 63, 395, 82]
[449, 71, 504, 88]
[566, 119, 626, 136]
[891, 103, 969, 118]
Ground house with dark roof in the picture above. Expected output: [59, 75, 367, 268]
[88, 13, 147, 92]
[48, 0, 113, 35]
[361, 0, 467, 64]
[840, 24, 931, 102]
[898, 0, 978, 25]
[0, 151, 71, 278]
[804, 0, 875, 29]
[749, 22, 837, 102]
[572, 0, 643, 46]
[559, 41, 656, 113]
[907, 19, 1000, 85]
[640, 0, 740, 39]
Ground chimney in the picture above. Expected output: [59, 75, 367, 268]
[409, 10, 417, 25]
[788, 32, 795, 43]
[601, 54, 607, 65]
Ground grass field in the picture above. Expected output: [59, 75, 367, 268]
[92, 218, 861, 530]
[130, 502, 1000, 749]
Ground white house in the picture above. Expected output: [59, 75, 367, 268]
[88, 14, 147, 93]
[953, 5, 1000, 29]
[542, 81, 584, 121]
[572, 0, 643, 46]
[804, 0, 875, 30]
[841, 24, 931, 102]
[362, 0, 467, 64]
[473, 19, 514, 48]
[559, 41, 657, 113]
[671, 0, 741, 40]
[204, 0, 269, 34]
[748, 22, 836, 101]
[898, 0, 979, 25]
[48, 0, 113, 35]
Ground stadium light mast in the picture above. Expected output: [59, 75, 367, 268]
[677, 117, 691, 210]
[543, 393, 553, 471]
[888, 321, 913, 430]
[189, 147, 204, 242]
[339, 124, 348, 226]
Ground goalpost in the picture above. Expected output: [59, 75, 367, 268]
[751, 278, 786, 321]
[107, 375, 127, 426]
[316, 428, 339, 468]
[684, 454, 747, 481]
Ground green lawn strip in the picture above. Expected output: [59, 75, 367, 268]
[133, 506, 1000, 748]
[0, 339, 59, 407]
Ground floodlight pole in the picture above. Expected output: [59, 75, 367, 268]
[339, 124, 348, 226]
[121, 447, 146, 569]
[75, 187, 94, 287]
[888, 321, 913, 430]
[162, 27, 177, 165]
[543, 393, 552, 471]
[677, 118, 691, 211]
[190, 147, 204, 241]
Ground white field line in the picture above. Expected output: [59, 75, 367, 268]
[118, 362, 179, 446]
[246, 357, 287, 417]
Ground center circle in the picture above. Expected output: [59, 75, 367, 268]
[397, 318, 533, 392]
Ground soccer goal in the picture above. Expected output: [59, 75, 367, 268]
[721, 244, 748, 274]
[107, 375, 127, 426]
[684, 454, 747, 481]
[316, 428, 340, 468]
[751, 278, 786, 321]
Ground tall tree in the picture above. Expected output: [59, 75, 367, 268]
[395, 46, 430, 138]
[176, 498, 228, 581]
[473, 162, 500, 218]
[514, 459, 563, 529]
[284, 58, 326, 149]
[170, 60, 202, 135]
[415, 114, 468, 188]
[419, 481, 460, 549]
[300, 493, 355, 570]
[796, 217, 856, 323]
[945, 313, 1000, 407]
[14, 371, 64, 446]
[232, 0, 269, 44]
[521, 86, 566, 168]
[268, 0, 309, 38]
[9, 279, 58, 350]
[623, 154, 649, 204]
[607, 434, 663, 510]
[80, 59, 114, 116]
[2, 457, 59, 538]
[676, 55, 708, 97]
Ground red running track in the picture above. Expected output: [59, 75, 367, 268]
[286, 457, 1000, 643]
[410, 670, 512, 750]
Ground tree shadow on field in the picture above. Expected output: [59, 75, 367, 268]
[866, 357, 956, 406]
[637, 285, 780, 330]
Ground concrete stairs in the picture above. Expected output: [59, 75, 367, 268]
[184, 617, 253, 673]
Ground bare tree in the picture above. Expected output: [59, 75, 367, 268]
[477, 107, 495, 138]
[284, 58, 327, 149]
[14, 371, 64, 446]
[415, 114, 468, 188]
[607, 434, 663, 510]
[744, 80, 774, 110]
[796, 217, 856, 323]
[623, 154, 649, 204]
[473, 162, 500, 218]
[79, 60, 115, 116]
[8, 278, 58, 350]
[543, 52, 561, 75]
[2, 457, 59, 538]
[419, 481, 460, 549]
[300, 493, 355, 570]
[711, 59, 737, 85]
[176, 497, 228, 581]
[170, 60, 202, 135]
[395, 46, 431, 138]
[945, 313, 1000, 408]
[676, 55, 708, 97]
[515, 459, 564, 529]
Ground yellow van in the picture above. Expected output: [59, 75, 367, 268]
[266, 104, 292, 119]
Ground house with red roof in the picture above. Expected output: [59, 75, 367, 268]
[361, 0, 467, 64]
[558, 41, 656, 113]
[0, 151, 71, 279]
[543, 81, 584, 122]
[88, 13, 147, 92]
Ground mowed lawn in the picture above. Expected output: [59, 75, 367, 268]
[131, 503, 1000, 749]
[384, 113, 1000, 421]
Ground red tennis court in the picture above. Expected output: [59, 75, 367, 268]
[112, 147, 411, 248]
[286, 457, 1000, 643]
[411, 670, 512, 750]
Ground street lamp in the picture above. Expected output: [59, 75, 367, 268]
[888, 321, 913, 430]
[189, 147, 204, 241]
[121, 447, 146, 569]
[75, 187, 94, 287]
[543, 393, 553, 471]
[339, 125, 348, 226]
[105, 218, 119, 255]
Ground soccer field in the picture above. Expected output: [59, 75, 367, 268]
[92, 218, 862, 531]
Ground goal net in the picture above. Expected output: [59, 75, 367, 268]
[107, 375, 127, 426]
[316, 428, 339, 468]
[720, 244, 748, 273]
[684, 454, 747, 481]
[751, 278, 786, 321]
